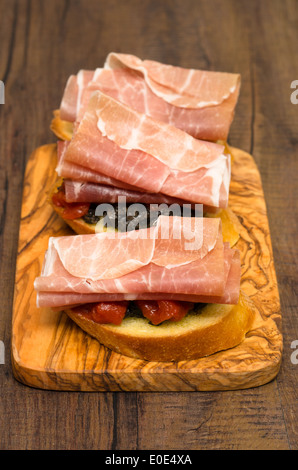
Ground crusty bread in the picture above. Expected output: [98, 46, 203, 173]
[50, 110, 73, 141]
[64, 291, 255, 362]
[51, 202, 98, 234]
[50, 201, 115, 234]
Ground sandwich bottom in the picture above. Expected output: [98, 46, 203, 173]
[64, 292, 255, 362]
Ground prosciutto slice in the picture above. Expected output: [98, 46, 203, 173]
[57, 91, 231, 208]
[59, 53, 240, 141]
[64, 180, 199, 206]
[34, 216, 241, 308]
[36, 247, 240, 307]
[57, 144, 216, 212]
[56, 140, 137, 190]
[105, 53, 240, 109]
[59, 70, 95, 122]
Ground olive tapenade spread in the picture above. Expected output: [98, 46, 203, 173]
[83, 203, 198, 231]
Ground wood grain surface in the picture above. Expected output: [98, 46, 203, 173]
[0, 0, 297, 451]
[11, 144, 281, 392]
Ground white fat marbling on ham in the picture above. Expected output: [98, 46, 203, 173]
[94, 92, 225, 172]
[64, 179, 197, 206]
[35, 242, 240, 307]
[59, 70, 95, 122]
[35, 216, 220, 285]
[34, 217, 241, 308]
[58, 91, 231, 208]
[35, 246, 240, 307]
[49, 216, 215, 280]
[105, 53, 240, 109]
[59, 55, 240, 141]
[56, 140, 142, 191]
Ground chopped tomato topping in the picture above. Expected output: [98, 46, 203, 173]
[135, 300, 194, 325]
[74, 301, 129, 325]
[73, 300, 194, 326]
[52, 184, 90, 220]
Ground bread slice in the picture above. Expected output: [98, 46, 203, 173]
[50, 110, 73, 141]
[51, 202, 99, 234]
[64, 292, 255, 362]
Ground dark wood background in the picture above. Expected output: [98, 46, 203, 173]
[0, 0, 297, 450]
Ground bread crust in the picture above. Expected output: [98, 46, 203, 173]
[53, 204, 97, 234]
[64, 292, 255, 362]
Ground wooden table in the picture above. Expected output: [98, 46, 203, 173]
[0, 0, 297, 450]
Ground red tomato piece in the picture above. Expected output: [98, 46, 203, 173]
[136, 300, 194, 325]
[52, 186, 90, 220]
[74, 302, 129, 325]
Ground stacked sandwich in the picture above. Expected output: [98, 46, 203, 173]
[34, 53, 254, 362]
[50, 53, 240, 236]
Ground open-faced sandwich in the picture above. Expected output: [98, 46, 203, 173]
[49, 53, 241, 244]
[34, 53, 253, 362]
[34, 216, 254, 362]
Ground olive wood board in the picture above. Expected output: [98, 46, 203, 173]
[11, 143, 282, 391]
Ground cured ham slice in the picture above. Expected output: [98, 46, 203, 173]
[34, 216, 241, 308]
[105, 53, 240, 110]
[56, 140, 137, 190]
[95, 93, 222, 172]
[59, 70, 95, 122]
[55, 143, 218, 214]
[59, 54, 240, 141]
[41, 216, 217, 281]
[36, 247, 240, 308]
[58, 91, 231, 208]
[64, 180, 200, 206]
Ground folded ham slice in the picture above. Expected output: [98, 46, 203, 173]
[56, 143, 217, 213]
[59, 70, 95, 123]
[59, 53, 240, 141]
[34, 216, 241, 308]
[64, 180, 199, 206]
[56, 140, 138, 190]
[57, 91, 231, 209]
[105, 53, 240, 110]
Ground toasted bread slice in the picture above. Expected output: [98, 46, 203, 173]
[51, 203, 98, 234]
[205, 207, 241, 246]
[65, 292, 255, 362]
[50, 110, 73, 141]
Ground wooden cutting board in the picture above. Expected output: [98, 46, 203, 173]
[11, 144, 282, 391]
